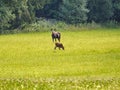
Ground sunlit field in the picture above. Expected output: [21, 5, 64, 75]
[0, 29, 120, 89]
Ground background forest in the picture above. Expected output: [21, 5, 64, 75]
[0, 0, 120, 33]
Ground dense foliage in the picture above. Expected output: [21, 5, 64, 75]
[87, 0, 113, 22]
[0, 0, 120, 31]
[112, 0, 120, 22]
[38, 0, 88, 24]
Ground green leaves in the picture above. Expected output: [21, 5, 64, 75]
[112, 0, 120, 22]
[0, 0, 51, 31]
[0, 6, 15, 30]
[40, 0, 88, 24]
[87, 0, 113, 23]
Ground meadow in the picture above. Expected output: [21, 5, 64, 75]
[0, 28, 120, 89]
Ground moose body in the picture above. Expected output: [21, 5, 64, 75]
[54, 42, 64, 50]
[51, 30, 61, 42]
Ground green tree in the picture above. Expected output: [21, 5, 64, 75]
[39, 0, 88, 24]
[58, 0, 88, 24]
[0, 0, 51, 31]
[11, 0, 33, 28]
[87, 0, 113, 23]
[35, 0, 61, 18]
[112, 0, 120, 22]
[0, 0, 15, 31]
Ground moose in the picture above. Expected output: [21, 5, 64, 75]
[54, 42, 64, 50]
[51, 29, 61, 42]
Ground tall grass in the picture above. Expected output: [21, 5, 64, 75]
[1, 19, 120, 34]
[0, 29, 120, 89]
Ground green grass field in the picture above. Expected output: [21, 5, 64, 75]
[0, 29, 120, 89]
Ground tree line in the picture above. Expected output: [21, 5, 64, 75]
[0, 0, 120, 31]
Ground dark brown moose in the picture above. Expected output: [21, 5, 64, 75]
[54, 42, 64, 50]
[51, 29, 61, 42]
